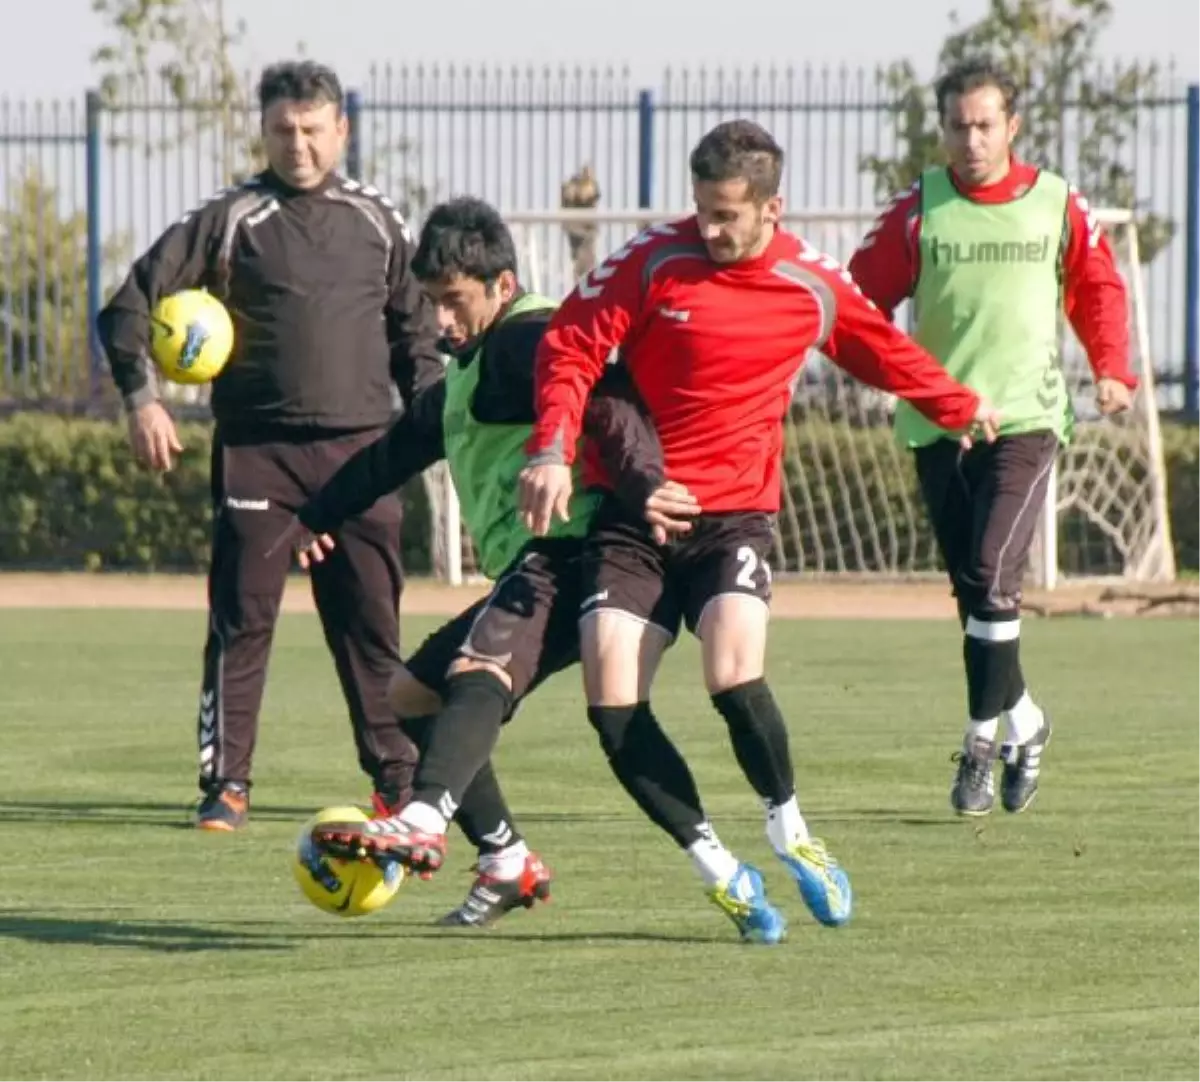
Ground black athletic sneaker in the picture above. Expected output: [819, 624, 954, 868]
[1000, 722, 1052, 814]
[950, 736, 996, 817]
[437, 852, 552, 927]
[195, 780, 249, 831]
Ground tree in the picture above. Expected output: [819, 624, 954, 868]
[0, 172, 128, 402]
[860, 0, 1174, 262]
[90, 2, 432, 217]
[90, 0, 269, 184]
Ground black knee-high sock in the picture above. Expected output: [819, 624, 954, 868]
[410, 671, 513, 820]
[1003, 651, 1028, 713]
[710, 679, 795, 805]
[400, 713, 521, 852]
[587, 702, 708, 849]
[955, 598, 1026, 718]
[963, 612, 1021, 725]
[455, 760, 524, 855]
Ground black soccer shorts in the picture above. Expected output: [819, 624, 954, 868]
[580, 495, 775, 638]
[405, 537, 586, 701]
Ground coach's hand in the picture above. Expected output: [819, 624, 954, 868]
[128, 401, 183, 472]
[960, 401, 1001, 449]
[645, 481, 700, 545]
[518, 462, 574, 536]
[264, 518, 336, 569]
[295, 532, 337, 569]
[1096, 378, 1133, 416]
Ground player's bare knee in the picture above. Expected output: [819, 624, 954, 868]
[580, 609, 669, 705]
[698, 595, 768, 694]
[704, 654, 766, 695]
[387, 666, 443, 719]
[446, 655, 514, 693]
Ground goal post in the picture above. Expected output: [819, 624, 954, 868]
[429, 207, 1174, 588]
[1033, 208, 1176, 588]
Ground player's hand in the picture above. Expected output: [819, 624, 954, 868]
[263, 517, 336, 569]
[960, 401, 1001, 449]
[518, 462, 574, 536]
[128, 401, 182, 472]
[1096, 377, 1133, 416]
[644, 480, 700, 545]
[295, 532, 336, 569]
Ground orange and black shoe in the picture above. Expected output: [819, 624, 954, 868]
[195, 781, 249, 831]
[437, 852, 553, 927]
[311, 814, 446, 875]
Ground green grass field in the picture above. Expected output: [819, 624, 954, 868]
[0, 608, 1196, 1081]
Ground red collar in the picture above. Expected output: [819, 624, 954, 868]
[947, 158, 1040, 204]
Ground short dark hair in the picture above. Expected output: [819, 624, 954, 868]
[411, 197, 518, 284]
[689, 120, 784, 202]
[935, 58, 1020, 120]
[257, 61, 344, 113]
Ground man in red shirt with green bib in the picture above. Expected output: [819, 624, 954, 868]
[849, 58, 1136, 817]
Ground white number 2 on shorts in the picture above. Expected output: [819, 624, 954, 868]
[735, 545, 771, 591]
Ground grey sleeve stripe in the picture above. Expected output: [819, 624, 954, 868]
[217, 192, 277, 270]
[770, 261, 837, 348]
[642, 243, 709, 292]
[327, 189, 395, 256]
[527, 426, 568, 466]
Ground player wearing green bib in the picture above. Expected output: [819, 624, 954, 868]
[850, 59, 1136, 817]
[279, 198, 711, 926]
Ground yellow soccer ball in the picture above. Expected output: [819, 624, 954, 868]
[291, 805, 405, 918]
[148, 289, 234, 384]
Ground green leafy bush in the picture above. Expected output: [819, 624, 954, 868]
[0, 414, 1193, 574]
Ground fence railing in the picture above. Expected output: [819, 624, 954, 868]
[0, 62, 1196, 415]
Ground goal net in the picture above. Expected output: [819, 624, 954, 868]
[419, 206, 1177, 590]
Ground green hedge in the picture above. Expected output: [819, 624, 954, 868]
[0, 415, 435, 573]
[0, 412, 1194, 574]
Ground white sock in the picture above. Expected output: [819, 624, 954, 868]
[765, 795, 811, 854]
[477, 839, 529, 881]
[1005, 692, 1045, 745]
[397, 800, 448, 835]
[966, 717, 1000, 745]
[687, 823, 740, 889]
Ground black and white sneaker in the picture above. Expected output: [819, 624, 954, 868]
[437, 852, 552, 928]
[1000, 722, 1052, 814]
[950, 736, 996, 817]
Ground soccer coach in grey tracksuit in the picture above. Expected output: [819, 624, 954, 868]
[96, 60, 444, 830]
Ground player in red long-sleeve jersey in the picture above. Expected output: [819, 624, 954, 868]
[848, 59, 1136, 818]
[518, 120, 997, 939]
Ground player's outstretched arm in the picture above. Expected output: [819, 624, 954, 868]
[821, 264, 998, 443]
[521, 233, 649, 534]
[269, 381, 448, 566]
[527, 249, 647, 463]
[1060, 188, 1137, 416]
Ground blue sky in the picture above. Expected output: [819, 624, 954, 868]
[3, 0, 1194, 98]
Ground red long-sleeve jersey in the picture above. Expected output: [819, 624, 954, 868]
[848, 160, 1136, 389]
[528, 217, 981, 513]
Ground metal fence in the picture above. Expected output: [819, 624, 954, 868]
[0, 61, 1197, 414]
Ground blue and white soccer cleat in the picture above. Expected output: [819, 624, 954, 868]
[777, 838, 853, 927]
[707, 863, 788, 945]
